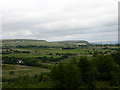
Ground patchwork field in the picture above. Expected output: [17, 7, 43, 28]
[1, 39, 120, 88]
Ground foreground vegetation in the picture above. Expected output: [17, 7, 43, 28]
[2, 52, 120, 89]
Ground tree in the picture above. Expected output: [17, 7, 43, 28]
[50, 63, 82, 88]
[93, 55, 118, 81]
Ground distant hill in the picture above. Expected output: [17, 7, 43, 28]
[2, 39, 90, 47]
[2, 39, 49, 46]
[55, 40, 89, 45]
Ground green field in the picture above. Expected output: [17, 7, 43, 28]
[1, 39, 120, 88]
[2, 64, 50, 79]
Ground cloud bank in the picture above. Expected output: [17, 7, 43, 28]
[0, 0, 119, 42]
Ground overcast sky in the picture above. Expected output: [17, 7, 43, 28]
[0, 0, 119, 42]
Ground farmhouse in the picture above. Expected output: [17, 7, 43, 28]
[17, 59, 24, 64]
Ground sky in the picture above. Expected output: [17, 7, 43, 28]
[0, 0, 119, 42]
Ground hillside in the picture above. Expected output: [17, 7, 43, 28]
[2, 39, 119, 88]
[2, 39, 90, 47]
[55, 40, 89, 45]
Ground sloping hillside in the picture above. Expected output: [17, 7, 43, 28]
[2, 39, 90, 47]
[54, 40, 89, 45]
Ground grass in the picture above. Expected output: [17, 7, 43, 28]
[2, 64, 50, 79]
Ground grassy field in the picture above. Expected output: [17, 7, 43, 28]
[2, 64, 50, 79]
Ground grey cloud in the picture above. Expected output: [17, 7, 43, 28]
[1, 0, 118, 42]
